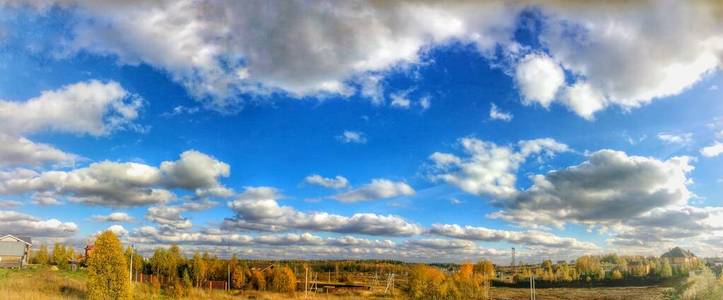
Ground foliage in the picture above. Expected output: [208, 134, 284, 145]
[52, 243, 69, 270]
[267, 265, 297, 293]
[33, 244, 50, 265]
[86, 231, 130, 300]
[251, 269, 267, 291]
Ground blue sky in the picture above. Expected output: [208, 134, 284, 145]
[0, 1, 722, 262]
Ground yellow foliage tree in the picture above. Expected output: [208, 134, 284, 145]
[87, 231, 130, 300]
[268, 265, 297, 293]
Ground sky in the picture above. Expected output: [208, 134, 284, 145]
[0, 0, 722, 263]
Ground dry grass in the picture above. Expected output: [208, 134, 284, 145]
[0, 267, 87, 300]
[0, 267, 400, 300]
[490, 286, 672, 300]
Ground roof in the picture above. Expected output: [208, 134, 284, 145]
[0, 235, 32, 246]
[661, 247, 695, 258]
[0, 241, 27, 256]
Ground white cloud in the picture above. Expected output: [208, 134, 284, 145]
[536, 1, 723, 118]
[419, 96, 431, 111]
[146, 205, 192, 231]
[390, 91, 412, 109]
[0, 210, 77, 237]
[304, 174, 350, 189]
[333, 179, 415, 202]
[429, 137, 568, 199]
[160, 150, 232, 197]
[31, 192, 62, 206]
[337, 131, 367, 144]
[429, 224, 598, 250]
[32, 1, 520, 110]
[92, 212, 134, 223]
[700, 141, 723, 157]
[514, 53, 565, 107]
[0, 80, 142, 136]
[0, 150, 230, 207]
[0, 199, 21, 208]
[5, 2, 721, 118]
[105, 224, 128, 237]
[0, 133, 78, 167]
[561, 82, 606, 120]
[657, 132, 693, 144]
[493, 150, 694, 228]
[489, 103, 513, 121]
[225, 187, 422, 236]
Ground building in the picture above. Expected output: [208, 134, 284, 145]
[0, 235, 32, 268]
[661, 247, 698, 266]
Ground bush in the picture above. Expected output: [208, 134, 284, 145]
[86, 231, 130, 300]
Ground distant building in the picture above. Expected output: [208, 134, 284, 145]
[661, 247, 698, 266]
[0, 235, 32, 268]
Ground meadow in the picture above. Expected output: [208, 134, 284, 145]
[3, 265, 718, 300]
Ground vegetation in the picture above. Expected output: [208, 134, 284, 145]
[87, 231, 130, 300]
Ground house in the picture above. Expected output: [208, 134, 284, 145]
[0, 235, 32, 268]
[661, 247, 698, 266]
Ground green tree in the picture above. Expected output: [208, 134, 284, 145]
[87, 231, 130, 300]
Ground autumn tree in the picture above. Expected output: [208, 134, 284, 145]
[611, 269, 623, 280]
[251, 269, 266, 291]
[232, 262, 247, 289]
[34, 244, 49, 265]
[52, 243, 68, 269]
[660, 259, 673, 278]
[191, 251, 207, 287]
[87, 231, 130, 300]
[407, 264, 447, 299]
[268, 265, 297, 293]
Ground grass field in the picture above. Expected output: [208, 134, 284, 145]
[2, 266, 717, 299]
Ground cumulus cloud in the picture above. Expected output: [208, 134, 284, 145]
[657, 132, 693, 144]
[429, 137, 568, 199]
[17, 1, 520, 110]
[492, 150, 694, 228]
[304, 174, 350, 189]
[0, 134, 78, 167]
[31, 192, 62, 206]
[0, 210, 77, 237]
[4, 2, 721, 117]
[160, 150, 232, 197]
[0, 80, 142, 136]
[700, 141, 723, 157]
[514, 53, 565, 107]
[489, 103, 513, 121]
[105, 224, 128, 237]
[92, 212, 134, 222]
[535, 1, 723, 118]
[0, 150, 230, 207]
[146, 205, 192, 231]
[333, 179, 414, 202]
[429, 224, 598, 250]
[225, 187, 421, 236]
[337, 131, 367, 144]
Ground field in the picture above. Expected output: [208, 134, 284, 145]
[0, 266, 686, 300]
[490, 286, 671, 300]
[0, 266, 398, 300]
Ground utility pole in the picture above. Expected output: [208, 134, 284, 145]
[226, 243, 231, 291]
[512, 247, 516, 274]
[305, 266, 308, 297]
[129, 244, 133, 285]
